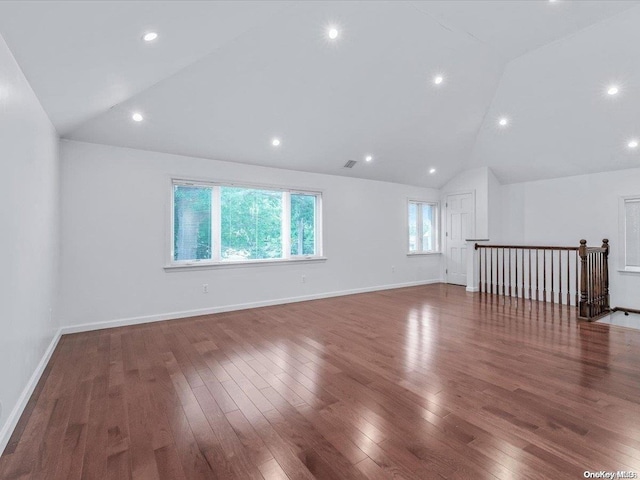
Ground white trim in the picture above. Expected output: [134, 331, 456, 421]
[172, 176, 324, 196]
[407, 252, 441, 257]
[618, 268, 640, 275]
[212, 186, 221, 261]
[443, 190, 476, 285]
[59, 279, 443, 335]
[167, 178, 175, 266]
[619, 194, 640, 271]
[164, 256, 327, 270]
[170, 178, 324, 266]
[407, 198, 439, 254]
[0, 328, 62, 455]
[466, 286, 480, 293]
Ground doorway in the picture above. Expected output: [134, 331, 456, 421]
[444, 192, 474, 286]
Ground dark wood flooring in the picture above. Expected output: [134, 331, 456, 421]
[2, 284, 640, 479]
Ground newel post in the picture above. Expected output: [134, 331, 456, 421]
[578, 239, 588, 318]
[602, 238, 610, 311]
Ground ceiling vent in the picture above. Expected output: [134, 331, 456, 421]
[343, 160, 357, 169]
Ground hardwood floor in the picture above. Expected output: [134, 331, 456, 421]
[2, 284, 640, 479]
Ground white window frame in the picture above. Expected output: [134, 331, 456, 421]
[619, 194, 640, 273]
[407, 199, 439, 255]
[167, 178, 324, 269]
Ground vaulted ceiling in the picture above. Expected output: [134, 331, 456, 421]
[0, 0, 638, 187]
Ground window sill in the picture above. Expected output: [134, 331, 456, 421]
[407, 252, 441, 257]
[164, 256, 327, 271]
[618, 268, 640, 275]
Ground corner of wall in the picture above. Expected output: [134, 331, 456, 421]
[0, 30, 62, 455]
[487, 167, 502, 242]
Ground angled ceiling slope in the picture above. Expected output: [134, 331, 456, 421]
[0, 0, 291, 134]
[469, 4, 640, 184]
[65, 0, 505, 188]
[0, 1, 639, 187]
[408, 0, 639, 61]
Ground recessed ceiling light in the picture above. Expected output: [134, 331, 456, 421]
[434, 75, 444, 85]
[429, 168, 436, 174]
[272, 138, 281, 147]
[328, 27, 339, 40]
[549, 0, 557, 3]
[365, 155, 373, 162]
[142, 32, 158, 42]
[498, 117, 509, 127]
[629, 139, 639, 149]
[132, 112, 144, 122]
[607, 85, 619, 96]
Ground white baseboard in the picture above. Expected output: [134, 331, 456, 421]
[60, 279, 443, 335]
[466, 286, 480, 292]
[0, 328, 62, 456]
[1, 279, 441, 454]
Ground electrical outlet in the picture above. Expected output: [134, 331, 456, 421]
[49, 307, 53, 323]
[391, 265, 396, 273]
[302, 275, 306, 283]
[202, 284, 209, 294]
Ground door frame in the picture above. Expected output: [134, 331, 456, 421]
[442, 189, 476, 284]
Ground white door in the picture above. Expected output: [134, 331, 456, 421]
[445, 192, 474, 286]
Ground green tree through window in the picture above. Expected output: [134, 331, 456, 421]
[173, 185, 212, 261]
[172, 180, 322, 264]
[220, 187, 283, 261]
[291, 194, 316, 256]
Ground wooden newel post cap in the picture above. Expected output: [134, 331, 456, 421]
[580, 239, 587, 245]
[602, 239, 609, 244]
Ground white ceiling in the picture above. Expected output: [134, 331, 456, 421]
[0, 0, 639, 187]
[0, 1, 291, 133]
[408, 0, 638, 61]
[469, 5, 640, 183]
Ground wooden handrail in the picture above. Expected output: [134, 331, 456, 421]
[611, 307, 640, 315]
[476, 244, 578, 251]
[475, 239, 610, 320]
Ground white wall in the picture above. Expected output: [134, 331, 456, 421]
[59, 140, 441, 330]
[497, 168, 640, 309]
[0, 34, 60, 450]
[487, 168, 502, 241]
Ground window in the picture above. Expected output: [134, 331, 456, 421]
[290, 193, 318, 256]
[171, 180, 322, 265]
[622, 196, 640, 272]
[408, 200, 438, 254]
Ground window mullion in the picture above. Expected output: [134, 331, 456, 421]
[212, 186, 221, 262]
[170, 183, 176, 263]
[416, 202, 423, 252]
[314, 195, 321, 256]
[434, 203, 438, 252]
[283, 192, 291, 259]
